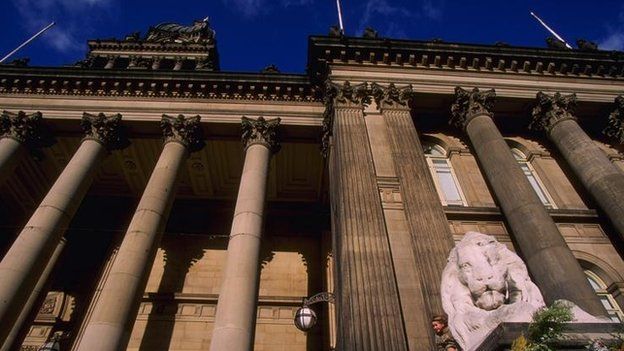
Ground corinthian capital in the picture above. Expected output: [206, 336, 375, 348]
[81, 112, 128, 150]
[371, 83, 414, 109]
[325, 80, 371, 106]
[603, 95, 624, 144]
[161, 114, 205, 152]
[450, 87, 496, 129]
[241, 116, 281, 153]
[0, 111, 54, 151]
[529, 92, 577, 132]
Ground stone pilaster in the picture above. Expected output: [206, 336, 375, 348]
[75, 115, 203, 351]
[325, 81, 408, 351]
[0, 111, 52, 185]
[603, 95, 624, 144]
[531, 92, 624, 250]
[451, 87, 607, 317]
[0, 113, 126, 346]
[373, 83, 455, 347]
[209, 116, 280, 351]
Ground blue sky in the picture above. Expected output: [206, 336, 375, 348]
[1, 0, 623, 73]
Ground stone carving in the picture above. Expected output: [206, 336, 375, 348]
[441, 232, 546, 350]
[161, 114, 205, 152]
[320, 80, 370, 158]
[371, 82, 414, 108]
[577, 39, 599, 52]
[0, 111, 54, 152]
[241, 116, 281, 152]
[81, 112, 128, 150]
[146, 18, 215, 44]
[603, 95, 624, 144]
[260, 64, 280, 74]
[326, 81, 371, 106]
[328, 25, 342, 37]
[529, 91, 577, 132]
[1, 57, 29, 67]
[450, 87, 496, 129]
[362, 27, 379, 39]
[546, 37, 568, 50]
[38, 294, 58, 315]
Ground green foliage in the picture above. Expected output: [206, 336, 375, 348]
[511, 301, 573, 351]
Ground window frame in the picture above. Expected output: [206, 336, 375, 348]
[423, 143, 467, 207]
[510, 148, 557, 209]
[584, 270, 624, 323]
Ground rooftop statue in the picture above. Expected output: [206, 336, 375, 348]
[145, 18, 215, 44]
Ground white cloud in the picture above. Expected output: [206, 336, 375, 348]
[598, 5, 624, 51]
[357, 0, 443, 38]
[599, 32, 624, 51]
[221, 0, 313, 18]
[11, 0, 114, 54]
[221, 0, 264, 17]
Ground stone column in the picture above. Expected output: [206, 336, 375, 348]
[604, 95, 624, 145]
[372, 83, 455, 339]
[0, 113, 126, 345]
[75, 115, 203, 351]
[209, 116, 280, 351]
[450, 87, 607, 316]
[0, 111, 52, 185]
[1, 238, 66, 351]
[325, 82, 408, 351]
[531, 92, 624, 244]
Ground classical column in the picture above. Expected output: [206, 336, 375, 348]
[450, 87, 607, 316]
[75, 115, 204, 351]
[325, 82, 408, 351]
[209, 117, 280, 351]
[1, 238, 66, 351]
[604, 95, 624, 145]
[531, 92, 624, 243]
[0, 111, 52, 185]
[372, 83, 455, 323]
[0, 112, 126, 344]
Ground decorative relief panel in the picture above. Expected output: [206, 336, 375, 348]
[448, 221, 509, 241]
[556, 223, 608, 243]
[377, 177, 403, 209]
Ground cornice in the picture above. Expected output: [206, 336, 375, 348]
[309, 36, 624, 81]
[0, 67, 320, 102]
[88, 40, 213, 53]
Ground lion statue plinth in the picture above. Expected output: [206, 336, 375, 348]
[441, 232, 545, 350]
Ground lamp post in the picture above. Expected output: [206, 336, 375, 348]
[38, 332, 62, 351]
[294, 292, 335, 332]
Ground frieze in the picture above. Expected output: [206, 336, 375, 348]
[603, 95, 624, 144]
[529, 91, 577, 133]
[450, 87, 496, 129]
[161, 114, 205, 152]
[241, 116, 281, 152]
[81, 112, 129, 150]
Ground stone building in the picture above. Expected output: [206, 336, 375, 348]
[0, 19, 623, 351]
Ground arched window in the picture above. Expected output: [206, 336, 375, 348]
[424, 143, 466, 206]
[585, 270, 624, 322]
[510, 148, 555, 208]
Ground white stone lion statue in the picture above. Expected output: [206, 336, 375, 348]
[441, 232, 545, 350]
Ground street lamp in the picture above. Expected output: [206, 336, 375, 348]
[294, 292, 335, 332]
[38, 332, 65, 351]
